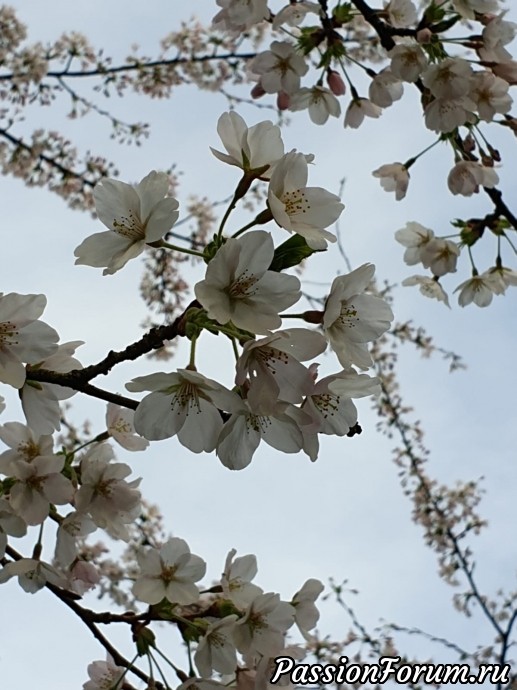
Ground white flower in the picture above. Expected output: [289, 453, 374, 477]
[0, 557, 67, 593]
[389, 43, 427, 83]
[195, 231, 301, 334]
[385, 0, 417, 27]
[126, 369, 241, 451]
[268, 151, 343, 249]
[0, 421, 54, 474]
[75, 443, 141, 540]
[233, 592, 295, 657]
[455, 272, 504, 307]
[452, 0, 500, 21]
[21, 340, 83, 436]
[221, 549, 263, 608]
[236, 328, 327, 404]
[195, 615, 238, 677]
[420, 238, 460, 276]
[368, 69, 404, 108]
[210, 112, 284, 178]
[421, 58, 473, 100]
[344, 98, 382, 128]
[67, 560, 100, 596]
[424, 96, 476, 133]
[74, 171, 179, 276]
[132, 537, 206, 605]
[213, 0, 269, 33]
[323, 264, 394, 369]
[55, 511, 97, 568]
[249, 41, 308, 95]
[395, 222, 435, 266]
[402, 275, 450, 307]
[106, 402, 149, 451]
[9, 454, 74, 525]
[302, 368, 381, 436]
[83, 655, 126, 690]
[272, 2, 320, 28]
[372, 162, 409, 200]
[492, 60, 517, 85]
[0, 293, 59, 389]
[290, 86, 341, 124]
[292, 579, 324, 639]
[0, 497, 27, 558]
[447, 161, 499, 196]
[216, 398, 306, 470]
[480, 13, 517, 63]
[470, 71, 512, 122]
[486, 265, 517, 293]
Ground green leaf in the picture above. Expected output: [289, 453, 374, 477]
[269, 234, 322, 272]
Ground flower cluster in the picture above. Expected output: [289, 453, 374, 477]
[87, 544, 324, 689]
[395, 221, 517, 307]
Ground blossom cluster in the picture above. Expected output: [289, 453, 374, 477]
[84, 544, 324, 690]
[395, 221, 517, 307]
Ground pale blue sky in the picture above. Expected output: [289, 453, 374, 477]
[1, 2, 516, 687]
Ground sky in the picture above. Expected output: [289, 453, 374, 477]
[1, 2, 517, 688]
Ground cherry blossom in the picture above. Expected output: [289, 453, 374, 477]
[292, 578, 324, 639]
[424, 96, 477, 133]
[0, 293, 59, 389]
[216, 397, 307, 470]
[402, 275, 451, 307]
[235, 328, 327, 404]
[213, 0, 269, 33]
[233, 592, 295, 657]
[421, 58, 473, 100]
[0, 557, 67, 593]
[0, 497, 27, 558]
[272, 2, 320, 29]
[385, 0, 417, 27]
[452, 0, 500, 21]
[289, 86, 341, 124]
[194, 615, 238, 677]
[323, 264, 394, 369]
[368, 69, 404, 108]
[221, 549, 263, 608]
[389, 43, 428, 83]
[372, 162, 410, 200]
[75, 443, 141, 540]
[74, 170, 179, 275]
[0, 422, 54, 474]
[83, 655, 126, 690]
[480, 12, 517, 63]
[55, 510, 97, 568]
[395, 222, 435, 266]
[420, 238, 460, 277]
[249, 41, 308, 95]
[106, 402, 149, 451]
[470, 71, 512, 121]
[210, 111, 284, 178]
[132, 537, 206, 605]
[195, 231, 301, 334]
[9, 454, 74, 525]
[21, 340, 83, 436]
[127, 369, 241, 450]
[447, 161, 499, 196]
[344, 98, 382, 128]
[455, 272, 505, 307]
[268, 151, 343, 249]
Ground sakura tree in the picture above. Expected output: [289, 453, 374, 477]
[0, 1, 516, 688]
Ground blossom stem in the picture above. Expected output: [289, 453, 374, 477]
[231, 337, 240, 361]
[232, 219, 259, 238]
[217, 189, 240, 239]
[503, 232, 517, 255]
[151, 647, 188, 682]
[188, 336, 198, 369]
[159, 241, 204, 258]
[73, 431, 109, 453]
[148, 650, 172, 690]
[404, 138, 441, 169]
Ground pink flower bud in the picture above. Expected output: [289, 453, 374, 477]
[277, 90, 291, 110]
[327, 70, 346, 96]
[416, 28, 433, 44]
[251, 82, 266, 99]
